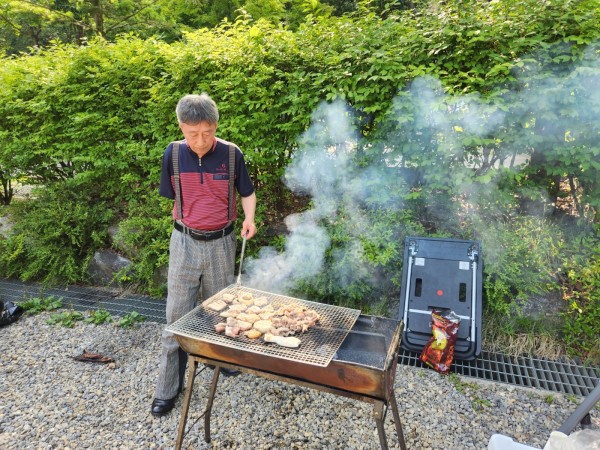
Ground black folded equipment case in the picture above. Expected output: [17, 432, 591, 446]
[398, 236, 483, 360]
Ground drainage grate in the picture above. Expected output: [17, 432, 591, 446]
[399, 348, 600, 397]
[0, 278, 166, 323]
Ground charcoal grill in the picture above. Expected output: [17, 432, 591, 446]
[166, 286, 406, 450]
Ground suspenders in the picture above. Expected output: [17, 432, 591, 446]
[172, 142, 184, 221]
[171, 141, 236, 226]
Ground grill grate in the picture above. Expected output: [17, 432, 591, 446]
[167, 285, 361, 367]
[398, 348, 600, 397]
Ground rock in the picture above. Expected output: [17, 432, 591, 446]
[0, 213, 14, 238]
[87, 250, 132, 286]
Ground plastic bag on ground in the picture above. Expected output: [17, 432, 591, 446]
[420, 309, 461, 374]
[0, 299, 24, 327]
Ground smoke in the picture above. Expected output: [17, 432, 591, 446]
[244, 41, 600, 294]
[245, 213, 330, 293]
[245, 100, 358, 293]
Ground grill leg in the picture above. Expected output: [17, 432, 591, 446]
[204, 366, 221, 443]
[175, 358, 199, 450]
[374, 400, 389, 450]
[389, 393, 407, 450]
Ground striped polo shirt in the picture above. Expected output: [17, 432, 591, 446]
[159, 138, 255, 231]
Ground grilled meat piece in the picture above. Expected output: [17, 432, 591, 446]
[222, 293, 236, 304]
[206, 299, 228, 312]
[236, 320, 253, 331]
[237, 312, 260, 324]
[254, 296, 269, 307]
[244, 329, 262, 339]
[246, 305, 263, 314]
[264, 333, 301, 348]
[253, 319, 273, 334]
[225, 325, 241, 337]
[228, 304, 248, 312]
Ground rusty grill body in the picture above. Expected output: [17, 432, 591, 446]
[167, 286, 406, 450]
[167, 284, 361, 367]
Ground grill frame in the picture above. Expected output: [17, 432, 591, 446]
[172, 315, 407, 450]
[167, 284, 361, 367]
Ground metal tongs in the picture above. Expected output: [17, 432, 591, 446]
[236, 231, 248, 287]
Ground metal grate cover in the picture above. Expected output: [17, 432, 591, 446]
[0, 278, 166, 322]
[399, 348, 600, 397]
[167, 284, 361, 367]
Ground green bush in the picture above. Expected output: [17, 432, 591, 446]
[84, 309, 113, 325]
[291, 193, 427, 313]
[21, 295, 63, 314]
[113, 195, 173, 297]
[477, 216, 565, 315]
[116, 311, 146, 328]
[46, 310, 84, 328]
[0, 186, 114, 285]
[560, 231, 600, 362]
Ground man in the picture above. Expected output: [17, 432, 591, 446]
[152, 93, 257, 417]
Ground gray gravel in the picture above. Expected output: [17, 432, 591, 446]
[1, 312, 597, 450]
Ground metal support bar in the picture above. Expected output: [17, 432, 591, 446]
[402, 240, 418, 329]
[402, 255, 414, 328]
[558, 381, 600, 434]
[204, 367, 221, 442]
[390, 392, 407, 450]
[174, 362, 222, 449]
[175, 359, 199, 450]
[470, 260, 477, 344]
[374, 400, 388, 450]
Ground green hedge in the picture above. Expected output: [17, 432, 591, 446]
[0, 0, 599, 357]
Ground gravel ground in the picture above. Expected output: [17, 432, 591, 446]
[1, 312, 598, 450]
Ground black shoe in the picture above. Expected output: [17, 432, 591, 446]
[219, 368, 241, 377]
[203, 365, 239, 377]
[151, 396, 178, 418]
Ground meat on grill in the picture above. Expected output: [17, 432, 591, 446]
[208, 291, 320, 347]
[263, 332, 301, 348]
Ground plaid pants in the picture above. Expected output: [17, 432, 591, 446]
[154, 228, 236, 400]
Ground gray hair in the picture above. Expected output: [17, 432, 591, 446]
[175, 93, 219, 124]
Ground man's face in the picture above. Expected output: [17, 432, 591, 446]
[179, 121, 217, 156]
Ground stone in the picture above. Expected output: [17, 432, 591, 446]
[0, 213, 14, 238]
[87, 250, 132, 286]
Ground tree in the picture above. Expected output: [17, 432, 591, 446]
[0, 0, 194, 54]
[242, 0, 286, 23]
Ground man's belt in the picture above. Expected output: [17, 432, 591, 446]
[174, 221, 234, 241]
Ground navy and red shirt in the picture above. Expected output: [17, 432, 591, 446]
[159, 137, 255, 231]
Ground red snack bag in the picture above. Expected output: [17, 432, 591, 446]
[420, 309, 461, 374]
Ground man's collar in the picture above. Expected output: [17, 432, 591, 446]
[182, 138, 217, 157]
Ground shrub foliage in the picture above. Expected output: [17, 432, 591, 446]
[0, 0, 599, 358]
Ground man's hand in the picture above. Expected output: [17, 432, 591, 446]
[241, 192, 257, 239]
[241, 220, 257, 239]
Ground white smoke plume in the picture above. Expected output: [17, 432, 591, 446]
[244, 42, 600, 294]
[245, 100, 357, 293]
